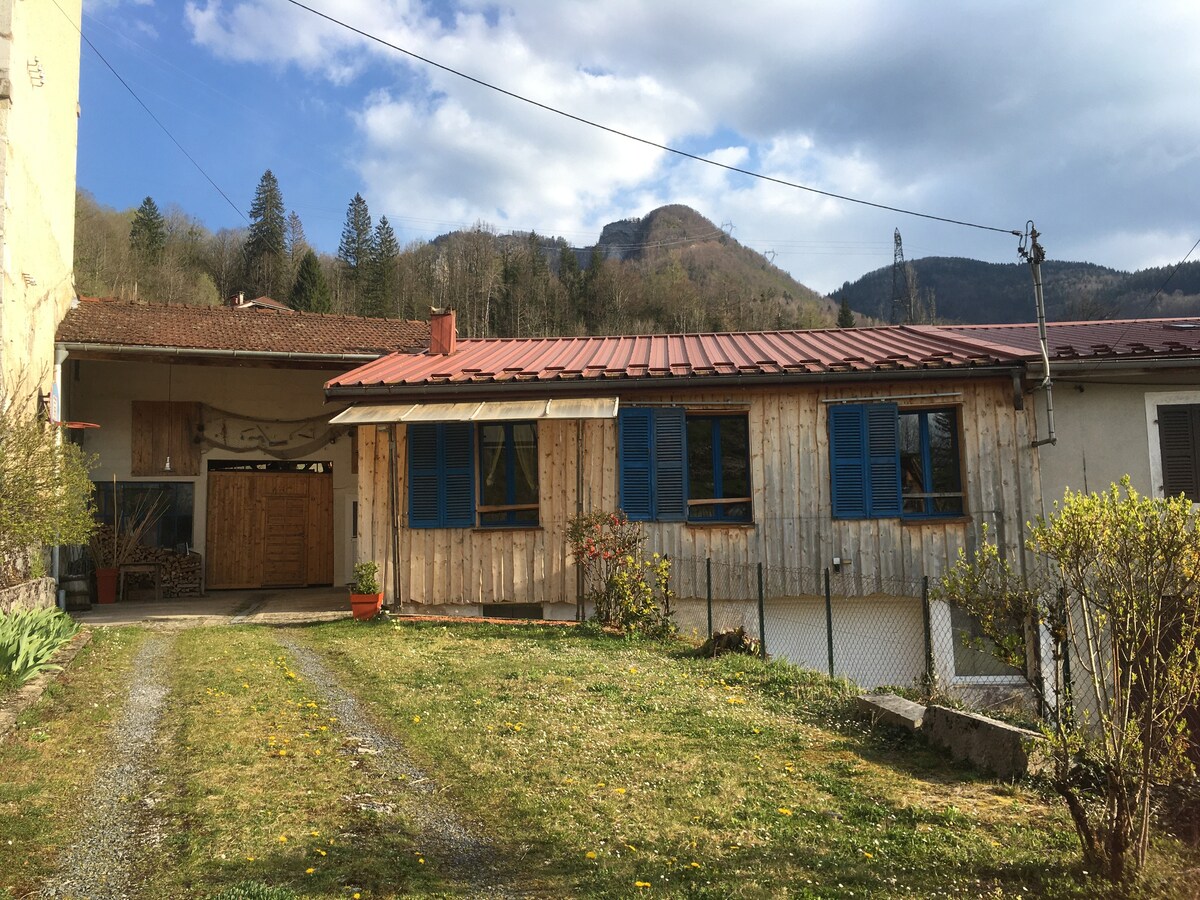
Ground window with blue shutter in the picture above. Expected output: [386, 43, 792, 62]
[829, 403, 961, 520]
[407, 423, 476, 528]
[620, 408, 751, 522]
[619, 408, 654, 520]
[829, 404, 869, 518]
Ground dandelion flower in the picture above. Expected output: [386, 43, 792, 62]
[585, 851, 597, 860]
[778, 808, 793, 816]
[311, 831, 320, 837]
[635, 881, 651, 889]
[614, 787, 626, 795]
[863, 851, 874, 858]
[418, 857, 425, 864]
[412, 715, 421, 724]
[278, 835, 288, 843]
[306, 867, 315, 875]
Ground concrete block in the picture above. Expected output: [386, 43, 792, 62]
[924, 705, 1049, 780]
[856, 693, 925, 732]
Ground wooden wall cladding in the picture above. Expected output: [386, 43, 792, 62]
[131, 401, 201, 476]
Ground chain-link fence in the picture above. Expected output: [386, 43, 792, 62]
[668, 554, 1096, 723]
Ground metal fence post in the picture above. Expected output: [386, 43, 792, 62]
[705, 557, 713, 637]
[921, 576, 934, 691]
[1060, 637, 1074, 729]
[824, 567, 834, 678]
[757, 562, 766, 660]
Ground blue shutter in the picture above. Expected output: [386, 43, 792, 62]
[442, 422, 476, 527]
[654, 408, 687, 521]
[829, 405, 867, 519]
[866, 404, 901, 517]
[619, 408, 653, 520]
[408, 424, 441, 527]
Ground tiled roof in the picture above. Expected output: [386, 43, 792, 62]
[939, 318, 1200, 361]
[326, 325, 1018, 393]
[57, 298, 429, 357]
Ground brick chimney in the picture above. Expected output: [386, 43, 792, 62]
[429, 307, 457, 355]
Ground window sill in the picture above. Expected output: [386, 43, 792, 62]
[472, 525, 544, 534]
[900, 515, 972, 527]
[951, 674, 1027, 686]
[685, 521, 755, 530]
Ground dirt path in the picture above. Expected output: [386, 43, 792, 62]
[275, 633, 515, 899]
[40, 633, 172, 900]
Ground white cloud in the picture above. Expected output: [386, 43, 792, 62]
[175, 0, 1200, 293]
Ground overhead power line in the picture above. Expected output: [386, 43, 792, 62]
[52, 0, 248, 224]
[283, 0, 1021, 238]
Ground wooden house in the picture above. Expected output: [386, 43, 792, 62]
[327, 311, 1044, 684]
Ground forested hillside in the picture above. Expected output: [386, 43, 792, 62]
[832, 256, 1200, 324]
[74, 174, 834, 337]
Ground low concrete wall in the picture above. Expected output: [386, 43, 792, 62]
[0, 577, 56, 615]
[857, 694, 1049, 780]
[923, 705, 1049, 780]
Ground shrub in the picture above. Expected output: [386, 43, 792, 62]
[566, 510, 675, 638]
[0, 606, 79, 689]
[0, 390, 96, 588]
[351, 560, 380, 594]
[937, 479, 1200, 883]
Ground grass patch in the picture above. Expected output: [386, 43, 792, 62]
[139, 626, 438, 899]
[0, 627, 144, 897]
[292, 619, 1200, 899]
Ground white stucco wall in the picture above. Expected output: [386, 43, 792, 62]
[1030, 377, 1200, 511]
[0, 0, 82, 407]
[66, 358, 358, 584]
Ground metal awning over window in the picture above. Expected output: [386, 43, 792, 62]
[330, 397, 620, 425]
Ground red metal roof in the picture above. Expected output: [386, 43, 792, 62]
[326, 325, 1017, 393]
[939, 318, 1200, 361]
[57, 298, 429, 358]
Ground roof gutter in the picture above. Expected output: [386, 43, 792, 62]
[57, 341, 384, 364]
[1024, 356, 1200, 377]
[324, 364, 1024, 402]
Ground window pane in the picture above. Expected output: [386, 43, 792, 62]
[951, 605, 1025, 678]
[928, 411, 963, 515]
[687, 418, 716, 500]
[718, 417, 750, 498]
[898, 414, 926, 514]
[478, 424, 508, 508]
[511, 423, 539, 506]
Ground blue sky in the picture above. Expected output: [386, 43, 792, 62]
[78, 0, 1200, 295]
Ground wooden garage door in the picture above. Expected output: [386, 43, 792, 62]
[206, 471, 333, 589]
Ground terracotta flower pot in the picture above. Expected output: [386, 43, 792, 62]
[95, 567, 118, 604]
[350, 591, 383, 620]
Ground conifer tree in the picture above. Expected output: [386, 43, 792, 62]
[244, 170, 287, 300]
[337, 193, 374, 310]
[362, 215, 400, 317]
[837, 297, 857, 328]
[129, 196, 166, 266]
[288, 250, 332, 313]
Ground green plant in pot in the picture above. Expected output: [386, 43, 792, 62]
[350, 561, 383, 620]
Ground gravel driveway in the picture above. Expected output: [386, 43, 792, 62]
[40, 633, 172, 900]
[276, 634, 515, 899]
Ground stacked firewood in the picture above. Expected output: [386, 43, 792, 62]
[89, 526, 203, 598]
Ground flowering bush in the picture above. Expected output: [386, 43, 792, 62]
[566, 510, 675, 638]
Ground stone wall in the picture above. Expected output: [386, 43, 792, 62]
[0, 577, 56, 615]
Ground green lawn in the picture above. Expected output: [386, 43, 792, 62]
[3, 619, 1198, 899]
